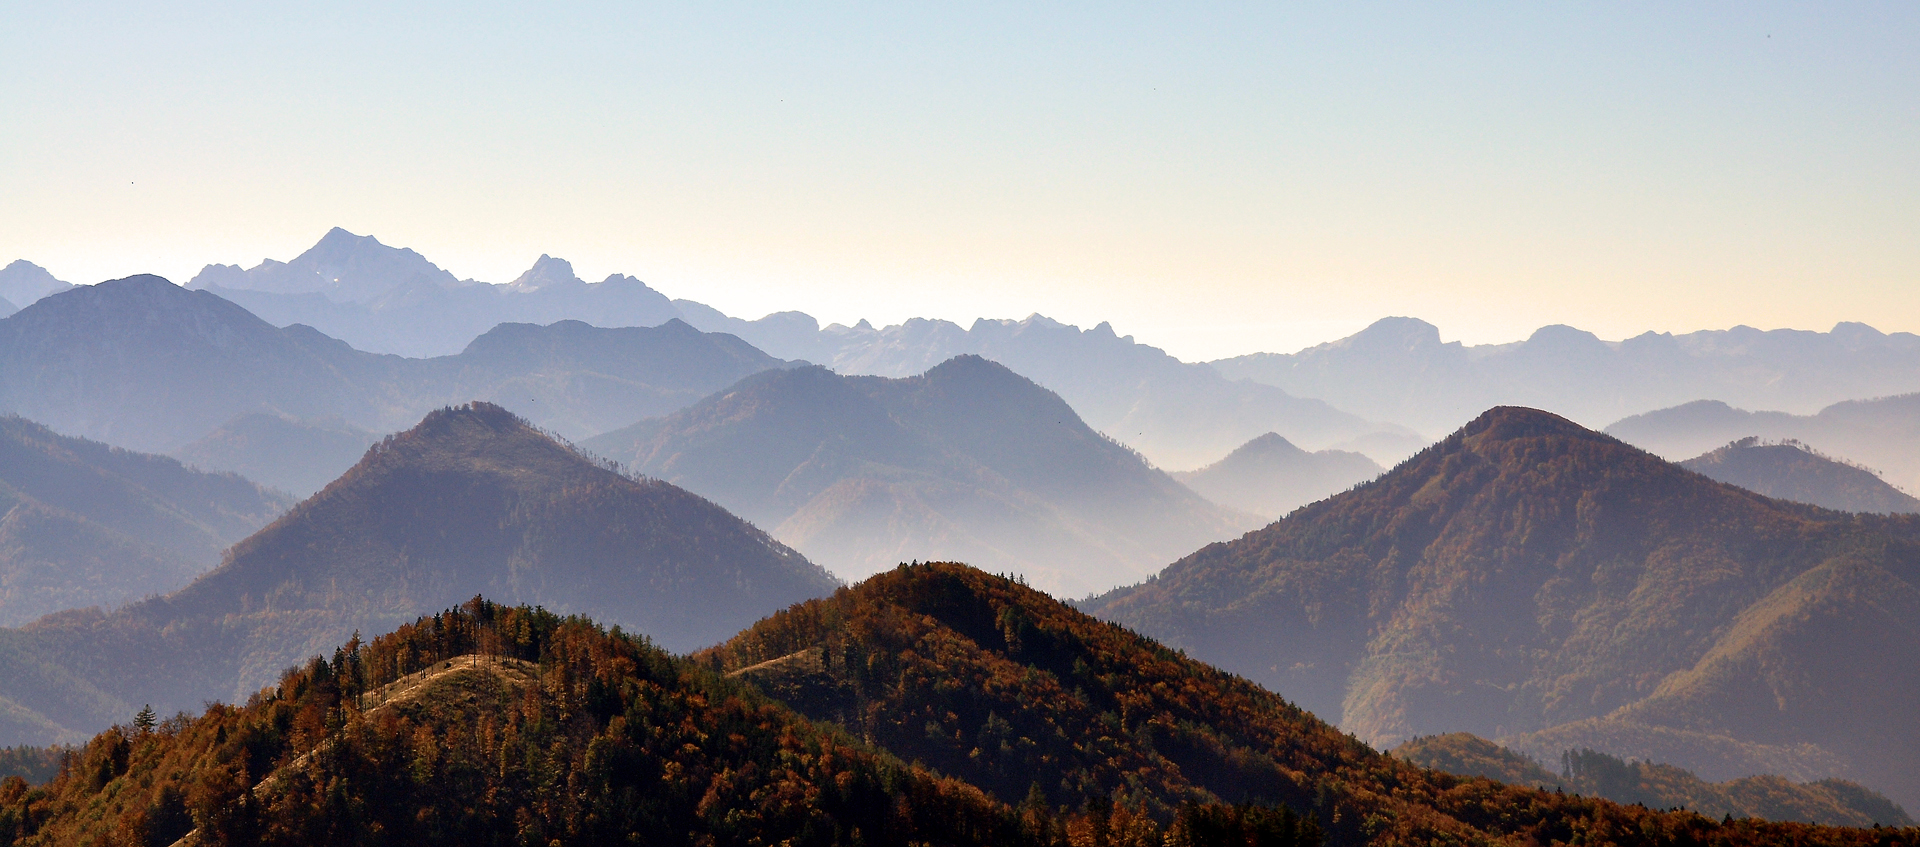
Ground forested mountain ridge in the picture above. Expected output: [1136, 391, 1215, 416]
[701, 562, 1912, 844]
[1679, 438, 1920, 514]
[5, 586, 1913, 846]
[1091, 407, 1920, 810]
[0, 275, 791, 454]
[585, 356, 1259, 596]
[0, 600, 1049, 847]
[0, 402, 836, 747]
[0, 417, 291, 627]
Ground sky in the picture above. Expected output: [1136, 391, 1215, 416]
[3, 2, 1916, 361]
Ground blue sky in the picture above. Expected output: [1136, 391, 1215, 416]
[3, 3, 1915, 359]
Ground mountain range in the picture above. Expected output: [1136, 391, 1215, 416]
[1172, 432, 1383, 520]
[1608, 395, 1920, 495]
[0, 418, 290, 627]
[675, 312, 1423, 470]
[1090, 407, 1920, 810]
[1214, 317, 1920, 439]
[585, 356, 1259, 597]
[0, 275, 791, 454]
[192, 229, 683, 358]
[1679, 438, 1920, 515]
[0, 402, 836, 745]
[42, 227, 1417, 469]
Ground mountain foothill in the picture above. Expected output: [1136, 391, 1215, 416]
[0, 402, 837, 746]
[585, 356, 1262, 598]
[1091, 406, 1920, 811]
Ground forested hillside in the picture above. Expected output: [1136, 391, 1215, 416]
[4, 587, 1913, 846]
[1092, 407, 1920, 810]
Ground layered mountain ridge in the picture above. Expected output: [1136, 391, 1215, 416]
[0, 402, 836, 745]
[1092, 407, 1920, 809]
[0, 417, 291, 626]
[586, 356, 1258, 597]
[1215, 317, 1920, 439]
[0, 275, 791, 453]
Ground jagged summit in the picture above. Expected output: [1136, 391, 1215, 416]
[1681, 437, 1920, 514]
[188, 227, 459, 304]
[505, 254, 582, 291]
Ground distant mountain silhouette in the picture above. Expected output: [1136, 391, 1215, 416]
[1214, 317, 1920, 439]
[0, 403, 837, 745]
[191, 230, 683, 357]
[671, 312, 1411, 470]
[0, 296, 13, 319]
[174, 413, 380, 497]
[0, 275, 790, 454]
[1092, 407, 1920, 809]
[0, 417, 291, 627]
[0, 260, 72, 308]
[1680, 438, 1920, 515]
[191, 226, 459, 303]
[175, 230, 1407, 466]
[1608, 395, 1920, 494]
[585, 356, 1260, 597]
[1173, 432, 1383, 519]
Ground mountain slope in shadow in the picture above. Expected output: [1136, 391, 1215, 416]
[0, 417, 291, 627]
[585, 356, 1260, 597]
[0, 402, 836, 746]
[1091, 407, 1920, 809]
[1680, 438, 1920, 514]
